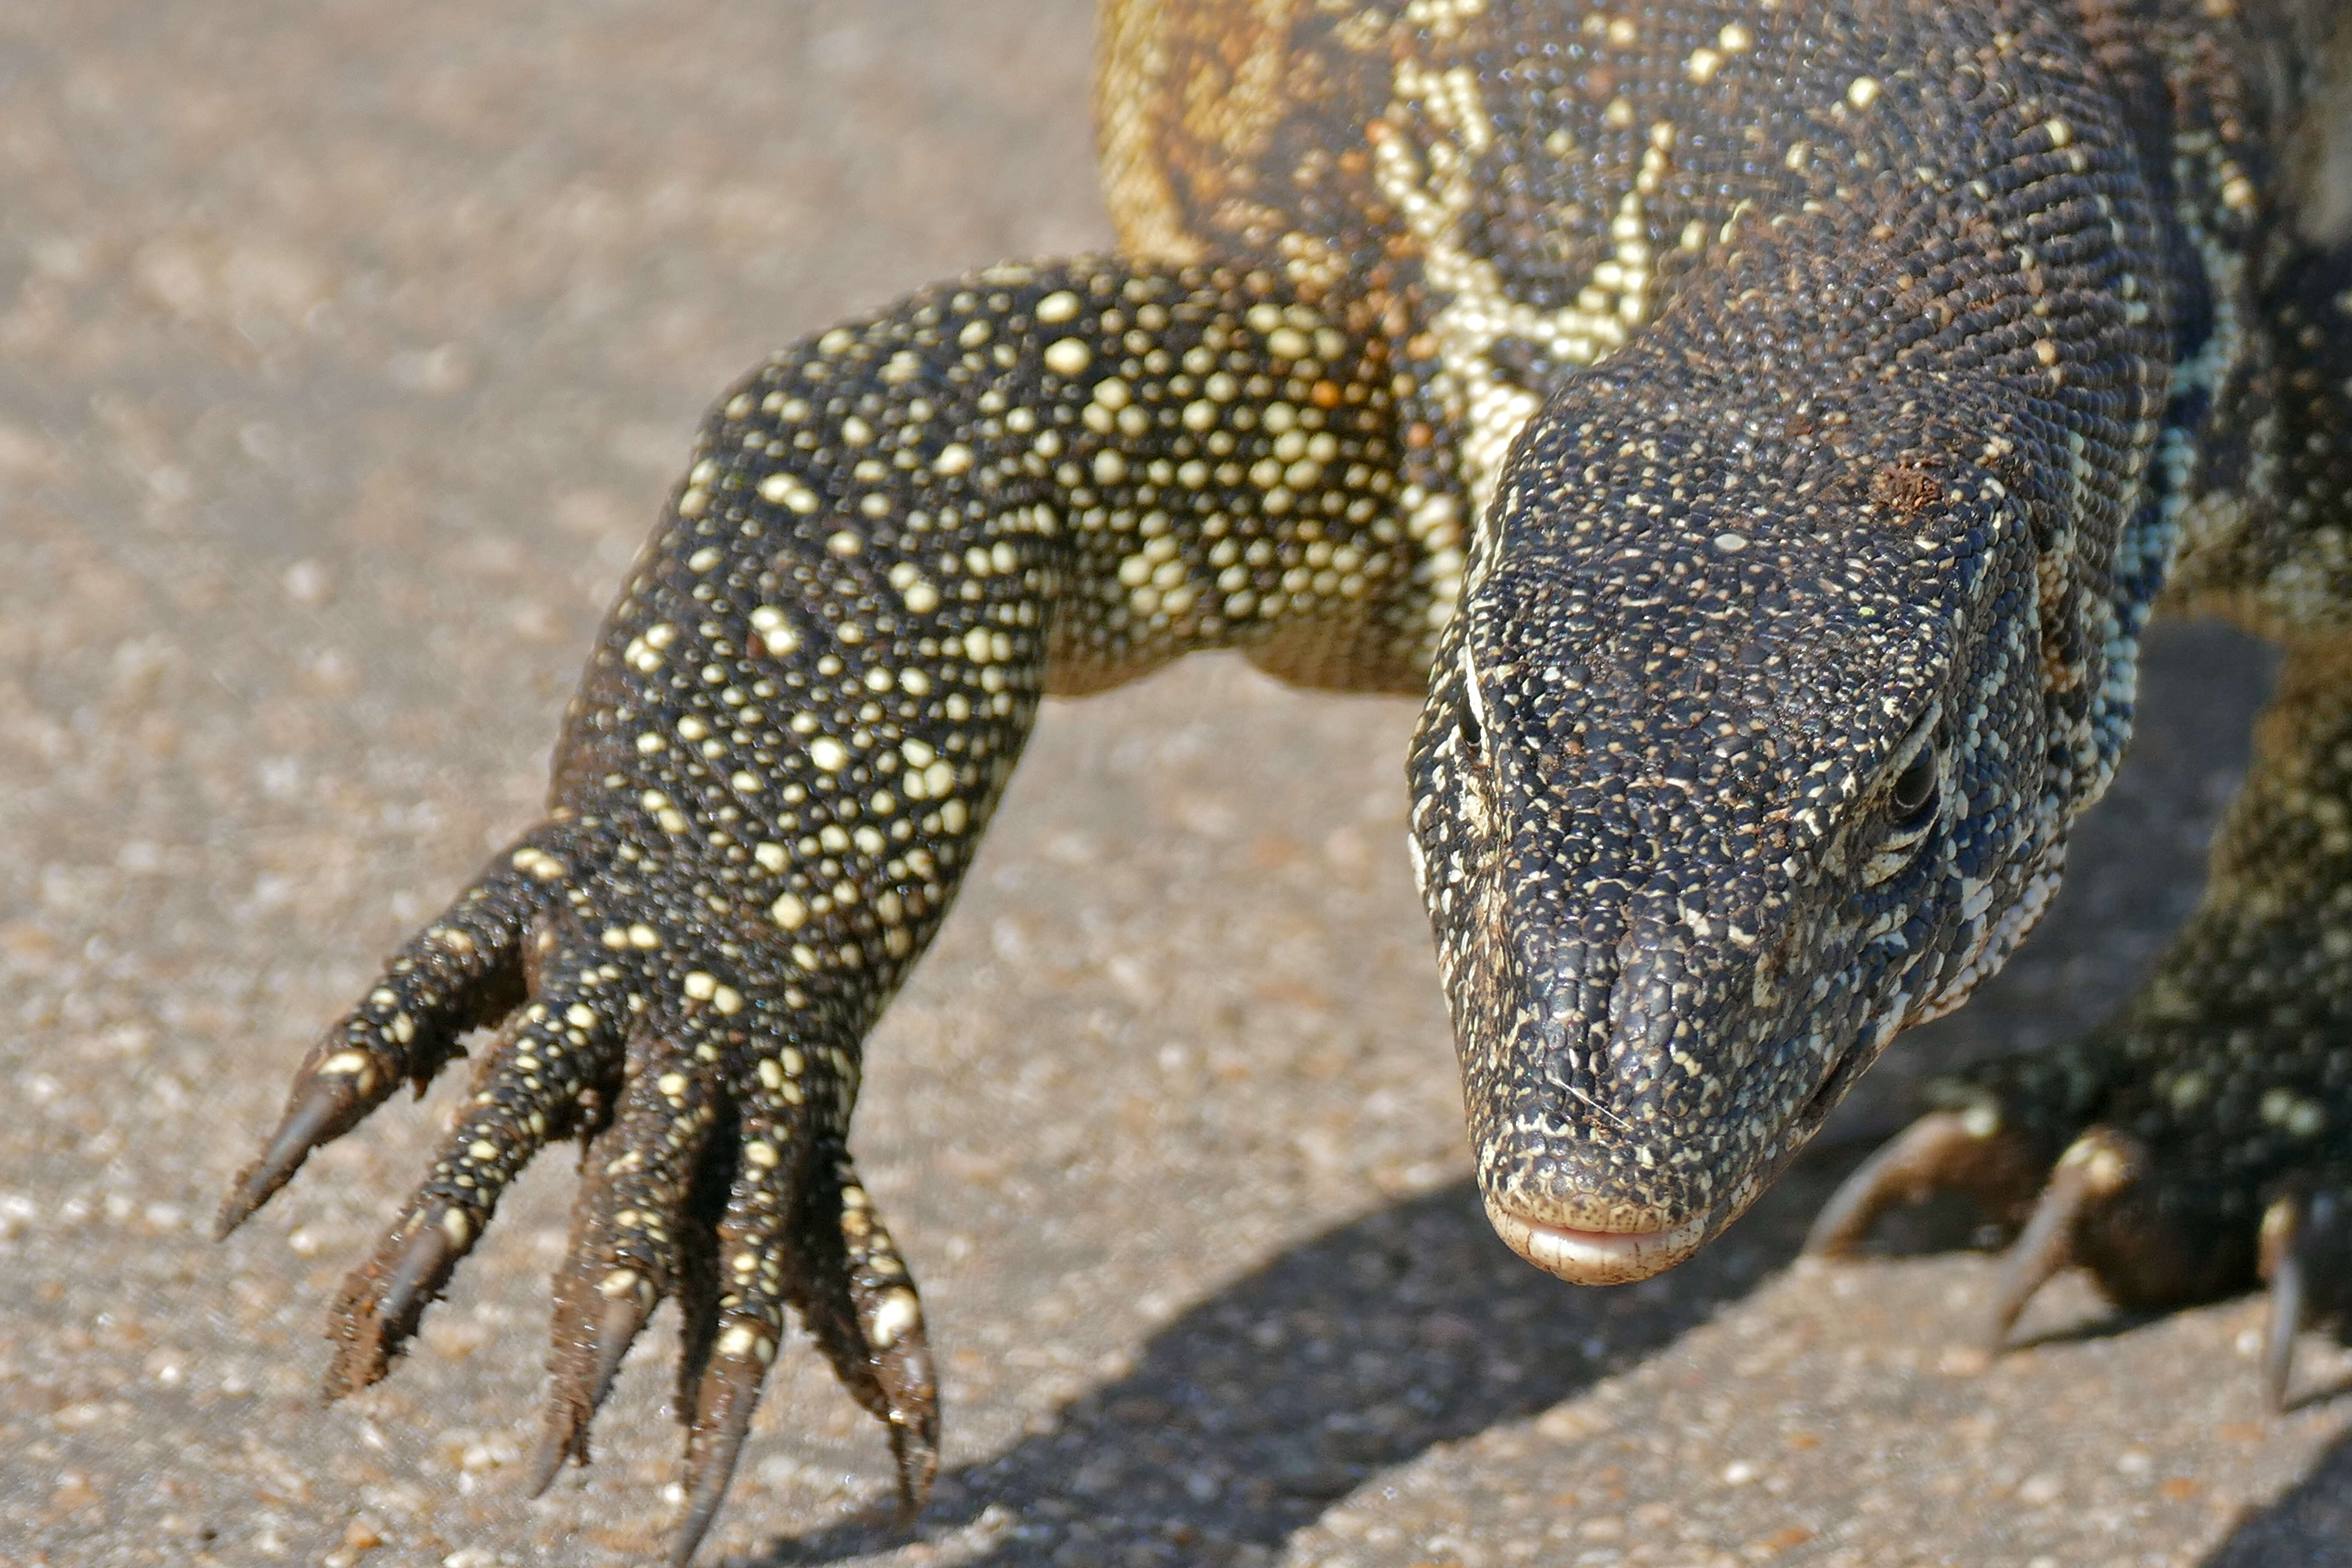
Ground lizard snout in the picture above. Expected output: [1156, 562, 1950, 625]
[1456, 884, 1804, 1284]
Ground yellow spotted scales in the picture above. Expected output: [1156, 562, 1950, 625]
[222, 1, 2352, 1560]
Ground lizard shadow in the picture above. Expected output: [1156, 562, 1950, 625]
[744, 1147, 1861, 1568]
[1999, 1312, 2173, 1352]
[2200, 1424, 2352, 1567]
[2283, 1373, 2352, 1417]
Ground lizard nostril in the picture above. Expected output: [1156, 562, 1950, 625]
[1798, 1041, 1869, 1130]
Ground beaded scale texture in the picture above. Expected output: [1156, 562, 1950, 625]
[219, 0, 2352, 1558]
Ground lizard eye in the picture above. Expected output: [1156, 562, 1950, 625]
[1887, 750, 1939, 827]
[1859, 726, 1943, 887]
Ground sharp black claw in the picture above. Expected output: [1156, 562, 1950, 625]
[326, 1210, 464, 1399]
[532, 1289, 655, 1495]
[523, 1429, 570, 1501]
[1985, 1129, 2135, 1348]
[216, 1064, 380, 1238]
[380, 1213, 461, 1330]
[2261, 1193, 2306, 1414]
[670, 1345, 770, 1567]
[1806, 1108, 1985, 1256]
[888, 1418, 940, 1525]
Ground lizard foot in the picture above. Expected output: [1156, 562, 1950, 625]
[1810, 1060, 2352, 1410]
[219, 830, 937, 1565]
[1802, 1096, 2055, 1259]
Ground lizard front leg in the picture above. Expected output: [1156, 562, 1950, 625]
[217, 255, 1421, 1563]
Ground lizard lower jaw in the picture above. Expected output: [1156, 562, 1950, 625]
[1484, 1200, 1709, 1286]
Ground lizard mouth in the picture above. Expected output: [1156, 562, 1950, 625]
[1483, 1200, 1710, 1286]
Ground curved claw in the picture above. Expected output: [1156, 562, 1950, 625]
[883, 1367, 942, 1523]
[217, 1062, 387, 1237]
[2261, 1193, 2306, 1414]
[530, 1289, 653, 1495]
[673, 1342, 772, 1567]
[326, 1209, 466, 1399]
[2255, 1186, 2352, 1412]
[817, 1165, 940, 1517]
[217, 843, 564, 1239]
[1986, 1126, 2146, 1348]
[1806, 1101, 2044, 1257]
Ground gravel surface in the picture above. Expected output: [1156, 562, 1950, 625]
[2, 3, 2347, 1565]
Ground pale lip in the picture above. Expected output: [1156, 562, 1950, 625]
[1483, 1197, 1710, 1286]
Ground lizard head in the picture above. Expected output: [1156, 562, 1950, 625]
[1406, 367, 2113, 1285]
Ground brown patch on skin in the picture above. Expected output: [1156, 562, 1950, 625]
[1097, 0, 1312, 259]
[1096, 0, 1403, 272]
[1872, 462, 1945, 517]
[1096, 0, 1210, 264]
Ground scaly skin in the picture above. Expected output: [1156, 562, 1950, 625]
[222, 0, 2352, 1558]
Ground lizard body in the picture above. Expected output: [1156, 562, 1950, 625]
[221, 1, 2352, 1558]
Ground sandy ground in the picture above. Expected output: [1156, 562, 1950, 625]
[1, 2, 2348, 1565]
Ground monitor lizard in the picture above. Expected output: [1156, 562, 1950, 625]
[217, 0, 2352, 1559]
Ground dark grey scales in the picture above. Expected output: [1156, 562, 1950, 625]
[216, 0, 2352, 1559]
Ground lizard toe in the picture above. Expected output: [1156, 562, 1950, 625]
[216, 830, 600, 1235]
[533, 1027, 726, 1488]
[324, 927, 634, 1396]
[1981, 1125, 2195, 1347]
[2260, 1182, 2352, 1412]
[1806, 1096, 2055, 1258]
[668, 1128, 796, 1567]
[669, 1128, 937, 1561]
[795, 1152, 939, 1518]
